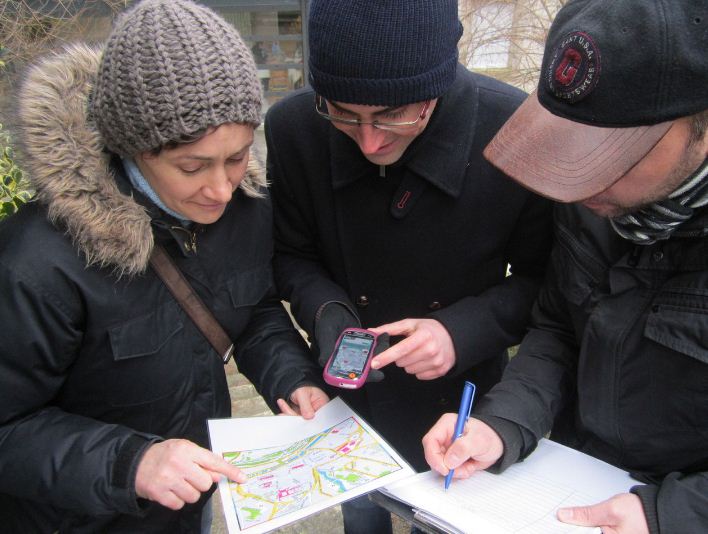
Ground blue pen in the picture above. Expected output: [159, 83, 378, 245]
[444, 381, 476, 490]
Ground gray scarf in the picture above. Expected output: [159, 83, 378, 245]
[610, 158, 708, 244]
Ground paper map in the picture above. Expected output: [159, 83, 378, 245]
[208, 397, 414, 533]
[225, 415, 402, 529]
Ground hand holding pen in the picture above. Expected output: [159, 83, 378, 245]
[422, 386, 506, 486]
[444, 381, 476, 490]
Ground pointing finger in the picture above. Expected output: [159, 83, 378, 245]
[371, 333, 424, 369]
[196, 450, 247, 484]
[369, 319, 415, 337]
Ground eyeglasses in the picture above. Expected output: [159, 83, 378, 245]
[315, 95, 430, 131]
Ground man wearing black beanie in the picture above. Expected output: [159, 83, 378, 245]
[266, 2, 553, 532]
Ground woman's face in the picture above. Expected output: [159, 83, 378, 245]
[137, 123, 254, 224]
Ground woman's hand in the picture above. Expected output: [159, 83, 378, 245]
[135, 439, 246, 510]
[276, 386, 330, 419]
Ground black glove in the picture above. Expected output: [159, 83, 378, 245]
[314, 302, 385, 383]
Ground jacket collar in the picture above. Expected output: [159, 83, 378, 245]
[112, 158, 199, 257]
[329, 64, 479, 198]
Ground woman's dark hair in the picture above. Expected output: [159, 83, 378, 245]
[149, 129, 208, 155]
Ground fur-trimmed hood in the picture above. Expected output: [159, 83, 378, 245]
[17, 43, 265, 277]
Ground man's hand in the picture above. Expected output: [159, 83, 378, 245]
[276, 386, 330, 419]
[557, 493, 649, 534]
[135, 439, 246, 510]
[422, 414, 504, 479]
[369, 318, 455, 380]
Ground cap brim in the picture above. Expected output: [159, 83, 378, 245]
[483, 92, 673, 203]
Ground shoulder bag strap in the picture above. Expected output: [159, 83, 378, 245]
[149, 244, 234, 363]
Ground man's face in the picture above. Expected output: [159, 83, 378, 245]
[581, 117, 708, 217]
[327, 99, 438, 166]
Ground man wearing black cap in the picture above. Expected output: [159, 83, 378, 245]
[265, 0, 553, 532]
[423, 1, 708, 532]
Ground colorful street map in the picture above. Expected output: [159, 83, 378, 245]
[223, 416, 404, 531]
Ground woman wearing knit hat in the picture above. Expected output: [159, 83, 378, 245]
[0, 0, 328, 531]
[266, 1, 553, 532]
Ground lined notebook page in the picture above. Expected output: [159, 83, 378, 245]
[381, 439, 634, 534]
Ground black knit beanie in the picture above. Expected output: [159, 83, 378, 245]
[308, 0, 463, 107]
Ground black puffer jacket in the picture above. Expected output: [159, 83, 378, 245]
[0, 45, 321, 533]
[476, 203, 708, 534]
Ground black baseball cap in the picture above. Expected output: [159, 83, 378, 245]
[484, 0, 708, 202]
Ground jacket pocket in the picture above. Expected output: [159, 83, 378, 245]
[645, 290, 708, 363]
[553, 225, 605, 308]
[227, 265, 272, 308]
[110, 301, 184, 361]
[223, 265, 274, 341]
[107, 299, 188, 406]
[645, 290, 708, 439]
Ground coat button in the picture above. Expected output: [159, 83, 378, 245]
[652, 251, 664, 262]
[428, 301, 442, 310]
[356, 295, 370, 308]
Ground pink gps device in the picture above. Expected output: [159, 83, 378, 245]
[323, 328, 378, 389]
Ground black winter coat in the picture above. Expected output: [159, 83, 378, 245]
[0, 45, 321, 533]
[266, 65, 553, 469]
[476, 204, 708, 534]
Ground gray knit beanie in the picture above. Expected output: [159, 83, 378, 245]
[90, 0, 262, 157]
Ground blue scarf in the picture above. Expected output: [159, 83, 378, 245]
[122, 157, 192, 226]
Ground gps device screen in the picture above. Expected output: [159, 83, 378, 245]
[329, 331, 375, 379]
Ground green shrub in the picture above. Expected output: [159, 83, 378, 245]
[1, 44, 33, 221]
[0, 123, 32, 221]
